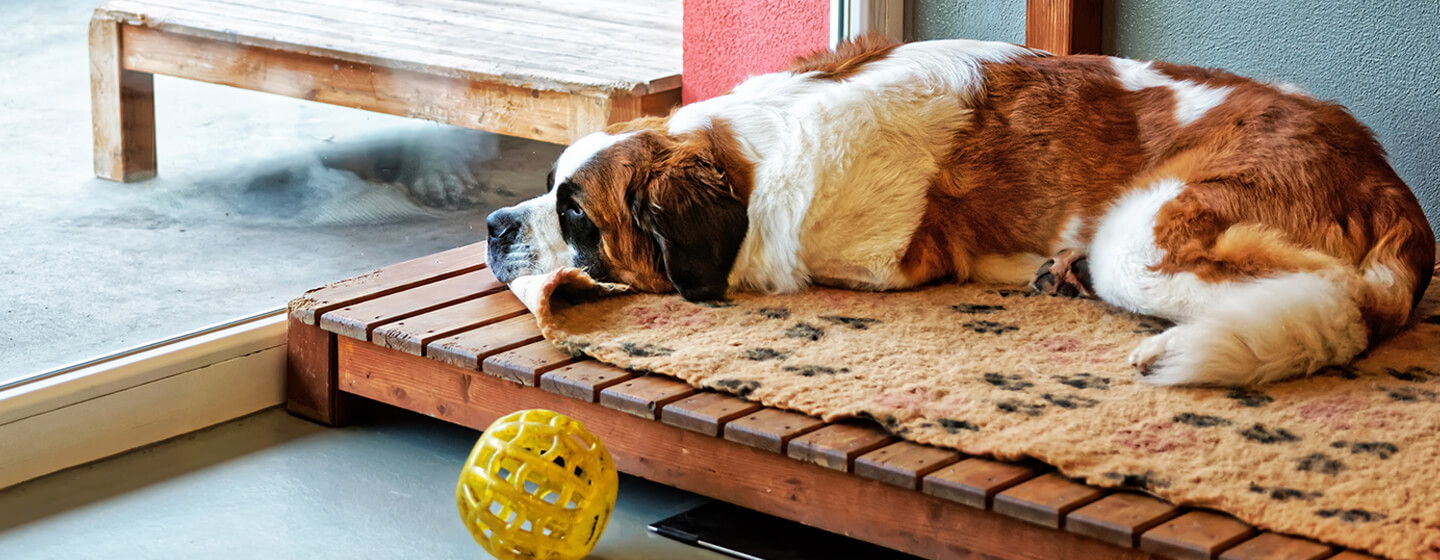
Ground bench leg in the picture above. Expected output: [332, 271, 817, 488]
[286, 315, 350, 427]
[89, 18, 157, 182]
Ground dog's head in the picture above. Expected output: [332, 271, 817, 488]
[486, 121, 752, 302]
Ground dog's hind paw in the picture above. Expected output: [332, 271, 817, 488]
[1031, 249, 1094, 298]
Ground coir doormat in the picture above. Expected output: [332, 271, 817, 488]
[508, 270, 1440, 559]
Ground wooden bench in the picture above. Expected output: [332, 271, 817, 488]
[89, 0, 683, 182]
[287, 241, 1384, 560]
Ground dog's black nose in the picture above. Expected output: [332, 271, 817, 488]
[486, 208, 521, 245]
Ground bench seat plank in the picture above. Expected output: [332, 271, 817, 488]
[659, 392, 762, 437]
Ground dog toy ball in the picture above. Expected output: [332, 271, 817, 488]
[456, 409, 618, 560]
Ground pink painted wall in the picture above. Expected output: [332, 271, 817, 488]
[682, 0, 830, 104]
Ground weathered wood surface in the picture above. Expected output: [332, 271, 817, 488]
[290, 239, 1385, 559]
[854, 441, 961, 490]
[96, 0, 681, 95]
[336, 338, 1154, 560]
[787, 422, 894, 472]
[1140, 511, 1257, 560]
[923, 458, 1042, 510]
[994, 472, 1106, 529]
[288, 242, 489, 325]
[660, 392, 763, 437]
[1067, 492, 1181, 548]
[89, 17, 156, 182]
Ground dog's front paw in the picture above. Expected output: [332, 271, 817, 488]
[1129, 329, 1175, 377]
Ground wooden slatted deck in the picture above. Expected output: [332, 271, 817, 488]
[90, 0, 682, 181]
[286, 241, 1390, 560]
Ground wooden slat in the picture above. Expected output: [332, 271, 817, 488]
[539, 361, 634, 402]
[118, 26, 672, 145]
[287, 242, 488, 325]
[372, 291, 528, 355]
[786, 422, 894, 472]
[284, 314, 346, 426]
[994, 473, 1105, 529]
[89, 15, 156, 182]
[222, 0, 681, 76]
[1025, 0, 1103, 55]
[318, 269, 503, 340]
[426, 315, 544, 371]
[1140, 511, 1258, 560]
[336, 339, 1151, 559]
[482, 340, 582, 386]
[659, 392, 762, 437]
[1066, 492, 1181, 548]
[922, 458, 1042, 509]
[722, 409, 826, 454]
[599, 376, 697, 420]
[120, 0, 674, 90]
[1219, 533, 1334, 560]
[101, 0, 681, 94]
[854, 442, 962, 490]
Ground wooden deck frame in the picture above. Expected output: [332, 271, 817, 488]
[285, 242, 1394, 560]
[88, 2, 682, 182]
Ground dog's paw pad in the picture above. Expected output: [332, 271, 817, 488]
[1031, 250, 1093, 298]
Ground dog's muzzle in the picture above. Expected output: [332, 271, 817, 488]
[485, 196, 573, 284]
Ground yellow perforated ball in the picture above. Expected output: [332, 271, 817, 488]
[456, 409, 618, 560]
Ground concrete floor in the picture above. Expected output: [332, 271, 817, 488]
[0, 403, 729, 559]
[0, 3, 727, 558]
[1, 0, 561, 382]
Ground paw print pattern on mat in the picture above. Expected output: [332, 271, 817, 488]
[1385, 386, 1439, 402]
[712, 378, 761, 398]
[938, 418, 980, 432]
[1249, 482, 1322, 501]
[753, 307, 790, 319]
[1041, 393, 1099, 409]
[1226, 388, 1275, 407]
[819, 315, 881, 329]
[782, 365, 849, 377]
[952, 303, 1004, 314]
[983, 372, 1033, 391]
[620, 342, 673, 357]
[1173, 413, 1232, 428]
[1054, 373, 1110, 390]
[990, 289, 1034, 298]
[784, 322, 825, 341]
[1296, 453, 1345, 476]
[1240, 423, 1300, 444]
[1316, 509, 1387, 523]
[744, 348, 791, 361]
[962, 320, 1019, 335]
[996, 399, 1045, 416]
[1331, 441, 1399, 459]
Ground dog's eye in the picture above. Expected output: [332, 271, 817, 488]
[564, 206, 584, 219]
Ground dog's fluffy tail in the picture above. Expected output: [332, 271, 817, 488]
[1137, 220, 1433, 386]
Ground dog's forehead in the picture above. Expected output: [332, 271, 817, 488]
[553, 132, 638, 189]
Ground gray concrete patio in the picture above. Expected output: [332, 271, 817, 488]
[0, 0, 560, 382]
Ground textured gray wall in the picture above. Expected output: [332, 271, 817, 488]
[910, 0, 1440, 240]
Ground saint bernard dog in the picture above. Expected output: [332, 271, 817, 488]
[485, 36, 1435, 387]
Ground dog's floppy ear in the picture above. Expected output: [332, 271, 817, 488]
[629, 129, 749, 302]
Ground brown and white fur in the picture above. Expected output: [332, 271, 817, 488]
[486, 36, 1435, 386]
